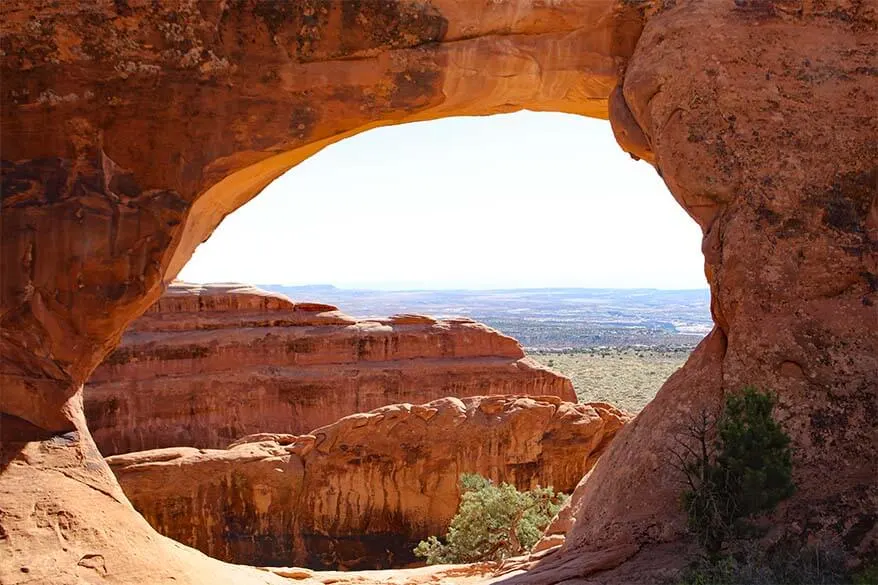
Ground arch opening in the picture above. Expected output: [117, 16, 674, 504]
[178, 111, 710, 408]
[86, 111, 710, 571]
[1, 1, 655, 577]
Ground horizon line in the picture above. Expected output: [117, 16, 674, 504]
[256, 283, 712, 293]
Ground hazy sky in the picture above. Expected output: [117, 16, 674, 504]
[178, 112, 708, 290]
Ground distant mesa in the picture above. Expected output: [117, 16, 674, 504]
[263, 283, 340, 292]
[86, 282, 575, 455]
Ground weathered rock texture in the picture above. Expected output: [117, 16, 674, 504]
[267, 563, 499, 585]
[85, 282, 576, 455]
[1, 1, 876, 584]
[107, 395, 628, 569]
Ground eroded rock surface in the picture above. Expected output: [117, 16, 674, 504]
[547, 4, 878, 579]
[266, 563, 498, 585]
[107, 395, 628, 570]
[85, 282, 574, 455]
[2, 0, 876, 584]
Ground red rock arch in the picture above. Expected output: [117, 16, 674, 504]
[1, 1, 875, 583]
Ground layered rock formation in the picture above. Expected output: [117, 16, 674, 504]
[85, 282, 575, 455]
[107, 395, 628, 570]
[2, 1, 876, 584]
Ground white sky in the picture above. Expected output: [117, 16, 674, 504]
[179, 112, 708, 290]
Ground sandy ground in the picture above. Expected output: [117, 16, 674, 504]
[263, 563, 497, 584]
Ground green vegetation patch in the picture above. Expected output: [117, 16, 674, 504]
[531, 347, 689, 412]
[414, 474, 567, 564]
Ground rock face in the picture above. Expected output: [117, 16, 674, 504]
[85, 282, 575, 455]
[107, 395, 628, 569]
[1, 1, 876, 584]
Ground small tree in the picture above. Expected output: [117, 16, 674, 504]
[413, 473, 567, 564]
[673, 387, 794, 558]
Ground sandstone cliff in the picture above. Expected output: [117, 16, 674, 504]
[107, 395, 628, 570]
[85, 283, 575, 455]
[2, 1, 876, 583]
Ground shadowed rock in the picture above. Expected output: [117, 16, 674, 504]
[107, 395, 628, 569]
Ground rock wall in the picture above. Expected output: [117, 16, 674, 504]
[85, 282, 575, 455]
[107, 395, 629, 570]
[2, 1, 876, 583]
[550, 3, 878, 576]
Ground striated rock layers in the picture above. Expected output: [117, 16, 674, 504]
[107, 395, 628, 570]
[85, 282, 575, 456]
[2, 0, 876, 583]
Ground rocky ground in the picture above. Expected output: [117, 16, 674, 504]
[262, 563, 498, 585]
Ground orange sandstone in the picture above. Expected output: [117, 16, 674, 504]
[1, 1, 876, 583]
[85, 282, 574, 455]
[107, 395, 628, 569]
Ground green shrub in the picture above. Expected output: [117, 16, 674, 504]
[674, 387, 794, 557]
[853, 563, 878, 585]
[413, 473, 567, 564]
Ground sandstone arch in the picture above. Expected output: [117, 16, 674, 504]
[1, 1, 876, 584]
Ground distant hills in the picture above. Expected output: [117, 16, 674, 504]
[260, 286, 712, 350]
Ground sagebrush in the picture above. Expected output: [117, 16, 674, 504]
[413, 473, 567, 564]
